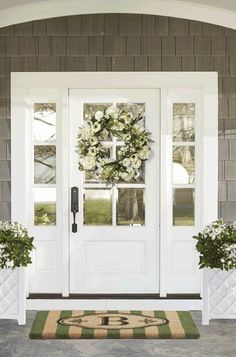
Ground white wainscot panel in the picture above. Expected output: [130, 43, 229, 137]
[35, 242, 57, 272]
[85, 242, 145, 273]
[171, 241, 196, 274]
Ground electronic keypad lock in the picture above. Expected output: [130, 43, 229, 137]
[71, 186, 79, 233]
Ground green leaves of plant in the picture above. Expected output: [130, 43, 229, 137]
[0, 226, 35, 269]
[193, 220, 236, 270]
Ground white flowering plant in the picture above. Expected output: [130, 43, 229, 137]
[193, 219, 236, 271]
[0, 221, 34, 269]
[76, 105, 153, 184]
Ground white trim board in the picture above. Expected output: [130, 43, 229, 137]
[12, 72, 217, 89]
[27, 299, 202, 311]
[0, 0, 236, 30]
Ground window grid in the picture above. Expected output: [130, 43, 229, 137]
[172, 102, 196, 226]
[83, 102, 145, 227]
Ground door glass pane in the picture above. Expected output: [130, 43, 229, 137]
[173, 103, 195, 142]
[34, 145, 56, 184]
[117, 188, 145, 226]
[173, 188, 195, 226]
[173, 146, 195, 184]
[33, 103, 56, 143]
[84, 189, 112, 225]
[34, 188, 56, 226]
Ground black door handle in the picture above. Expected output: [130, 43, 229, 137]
[71, 186, 79, 233]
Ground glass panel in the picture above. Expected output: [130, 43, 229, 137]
[34, 188, 56, 226]
[117, 188, 145, 226]
[173, 103, 195, 142]
[173, 146, 195, 184]
[34, 145, 56, 184]
[173, 188, 195, 226]
[33, 103, 56, 143]
[84, 189, 112, 225]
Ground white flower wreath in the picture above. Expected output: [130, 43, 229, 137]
[76, 105, 153, 184]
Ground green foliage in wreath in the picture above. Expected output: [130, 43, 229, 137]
[76, 105, 153, 184]
[193, 219, 236, 270]
[0, 221, 35, 269]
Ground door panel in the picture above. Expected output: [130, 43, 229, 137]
[69, 89, 159, 293]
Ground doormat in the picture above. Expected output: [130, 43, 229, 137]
[29, 310, 200, 339]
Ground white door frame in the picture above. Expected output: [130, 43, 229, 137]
[11, 72, 218, 309]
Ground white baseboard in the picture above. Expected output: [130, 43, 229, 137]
[27, 299, 202, 311]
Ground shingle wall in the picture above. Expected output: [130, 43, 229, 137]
[0, 14, 235, 221]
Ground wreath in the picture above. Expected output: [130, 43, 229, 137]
[76, 105, 153, 184]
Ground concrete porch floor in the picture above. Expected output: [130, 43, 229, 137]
[0, 311, 236, 357]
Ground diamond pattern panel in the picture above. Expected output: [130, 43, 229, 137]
[208, 269, 236, 317]
[0, 269, 19, 315]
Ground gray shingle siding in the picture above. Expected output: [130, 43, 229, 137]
[0, 14, 235, 221]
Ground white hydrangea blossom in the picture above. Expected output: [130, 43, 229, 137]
[105, 105, 119, 119]
[82, 157, 96, 170]
[195, 219, 236, 270]
[95, 111, 103, 120]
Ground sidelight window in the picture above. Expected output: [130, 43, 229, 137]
[172, 103, 196, 226]
[33, 103, 57, 226]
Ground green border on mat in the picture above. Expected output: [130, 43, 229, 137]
[29, 311, 49, 339]
[177, 311, 200, 339]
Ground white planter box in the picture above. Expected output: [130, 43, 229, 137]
[0, 267, 26, 325]
[202, 268, 236, 325]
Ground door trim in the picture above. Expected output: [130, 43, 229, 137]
[11, 72, 218, 298]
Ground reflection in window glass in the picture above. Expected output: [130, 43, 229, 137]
[173, 146, 195, 184]
[173, 103, 195, 142]
[34, 188, 56, 226]
[117, 188, 145, 226]
[33, 103, 56, 143]
[34, 146, 56, 184]
[84, 189, 112, 225]
[173, 188, 195, 226]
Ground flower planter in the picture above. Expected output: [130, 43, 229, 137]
[202, 268, 236, 325]
[0, 267, 26, 325]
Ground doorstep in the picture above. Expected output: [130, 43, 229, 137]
[27, 294, 202, 310]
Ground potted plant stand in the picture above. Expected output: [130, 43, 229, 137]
[0, 221, 34, 325]
[193, 219, 236, 325]
[202, 268, 236, 325]
[0, 267, 26, 324]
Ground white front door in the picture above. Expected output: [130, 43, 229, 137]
[69, 89, 160, 293]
